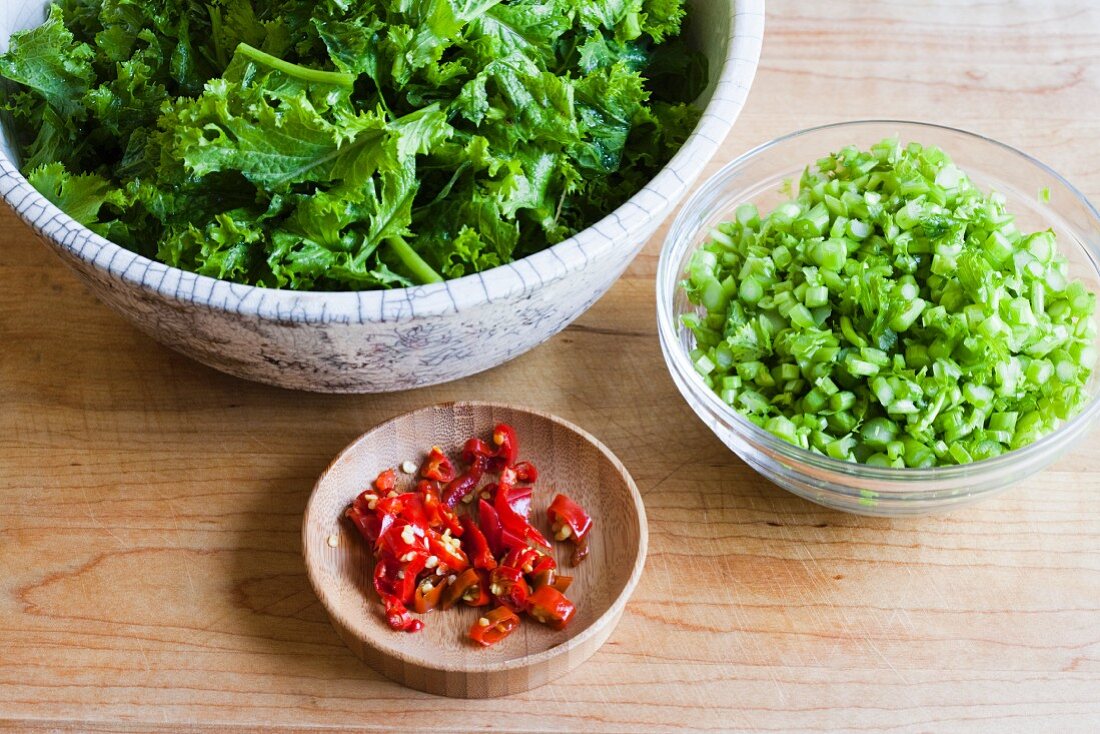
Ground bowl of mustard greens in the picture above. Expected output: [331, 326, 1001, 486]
[0, 0, 764, 392]
[658, 121, 1100, 515]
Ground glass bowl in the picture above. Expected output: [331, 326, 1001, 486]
[657, 120, 1100, 516]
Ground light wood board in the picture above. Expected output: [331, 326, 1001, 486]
[2, 1, 1099, 731]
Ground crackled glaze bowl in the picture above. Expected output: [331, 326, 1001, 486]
[0, 0, 764, 393]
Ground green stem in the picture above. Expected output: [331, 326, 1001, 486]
[386, 237, 444, 285]
[622, 11, 643, 40]
[235, 43, 356, 88]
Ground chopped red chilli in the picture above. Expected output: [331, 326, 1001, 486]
[420, 446, 456, 483]
[344, 424, 593, 646]
[547, 493, 594, 566]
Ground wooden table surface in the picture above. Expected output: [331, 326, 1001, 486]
[3, 1, 1099, 732]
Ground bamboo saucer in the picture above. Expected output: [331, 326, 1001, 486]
[303, 402, 647, 698]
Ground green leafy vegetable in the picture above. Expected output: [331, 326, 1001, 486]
[0, 6, 94, 117]
[28, 162, 125, 225]
[0, 0, 704, 289]
[681, 139, 1097, 467]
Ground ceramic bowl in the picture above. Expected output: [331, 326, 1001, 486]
[0, 1, 764, 392]
[303, 402, 646, 697]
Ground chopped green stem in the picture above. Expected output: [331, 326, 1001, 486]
[680, 138, 1097, 467]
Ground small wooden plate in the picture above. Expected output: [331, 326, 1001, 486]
[303, 402, 647, 698]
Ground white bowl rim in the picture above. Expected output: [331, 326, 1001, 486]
[0, 0, 765, 325]
[657, 118, 1100, 486]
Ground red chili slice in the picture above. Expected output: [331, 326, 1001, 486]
[547, 493, 593, 565]
[346, 494, 381, 543]
[501, 547, 539, 574]
[461, 437, 494, 464]
[420, 446, 456, 483]
[477, 499, 527, 557]
[442, 459, 485, 508]
[468, 606, 520, 647]
[441, 568, 490, 609]
[492, 423, 518, 464]
[530, 550, 556, 576]
[426, 528, 469, 573]
[380, 593, 423, 633]
[489, 566, 529, 613]
[419, 480, 464, 537]
[373, 468, 397, 494]
[495, 482, 551, 549]
[373, 492, 428, 540]
[529, 565, 568, 593]
[477, 498, 504, 556]
[534, 572, 576, 594]
[460, 515, 497, 571]
[374, 553, 427, 607]
[501, 479, 533, 518]
[526, 586, 577, 631]
[550, 574, 573, 593]
[376, 519, 429, 563]
[412, 576, 445, 614]
[464, 570, 491, 607]
[513, 461, 538, 484]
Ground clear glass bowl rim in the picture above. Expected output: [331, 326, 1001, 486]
[656, 119, 1100, 489]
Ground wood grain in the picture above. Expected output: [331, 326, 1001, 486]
[303, 402, 646, 698]
[2, 0, 1100, 731]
